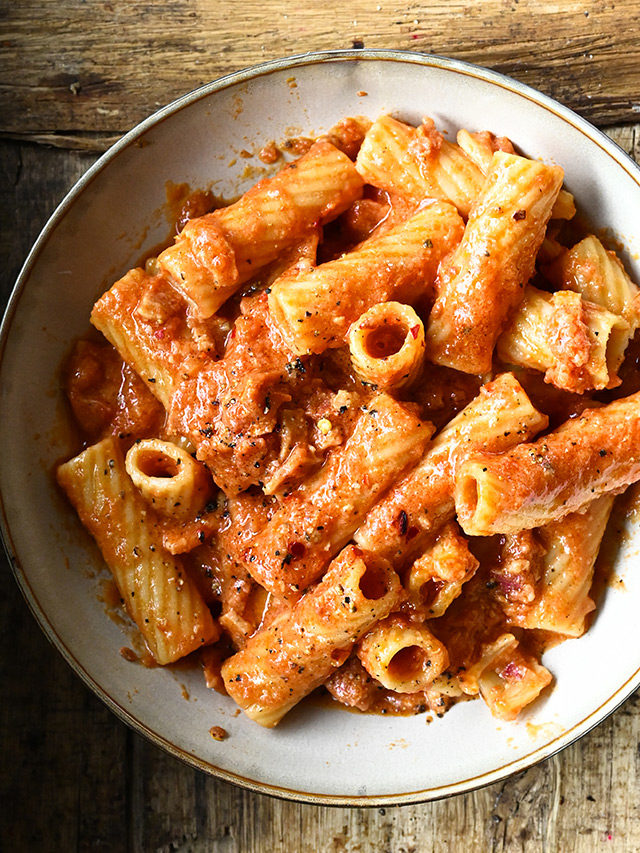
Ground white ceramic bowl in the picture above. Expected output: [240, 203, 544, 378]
[2, 50, 640, 805]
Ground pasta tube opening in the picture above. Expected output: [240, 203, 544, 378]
[358, 615, 449, 693]
[405, 521, 479, 618]
[358, 562, 394, 601]
[387, 645, 430, 682]
[348, 302, 425, 390]
[125, 438, 212, 520]
[363, 322, 407, 358]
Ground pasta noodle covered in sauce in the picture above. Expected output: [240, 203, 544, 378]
[58, 113, 640, 729]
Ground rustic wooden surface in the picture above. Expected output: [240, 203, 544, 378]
[2, 3, 640, 850]
[2, 0, 640, 143]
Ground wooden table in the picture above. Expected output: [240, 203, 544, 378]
[2, 2, 640, 849]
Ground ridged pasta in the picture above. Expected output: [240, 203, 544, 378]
[426, 151, 564, 375]
[64, 112, 640, 727]
[348, 301, 425, 390]
[455, 390, 640, 535]
[243, 393, 434, 598]
[493, 495, 614, 637]
[158, 141, 364, 317]
[357, 615, 449, 693]
[354, 372, 548, 564]
[405, 521, 479, 618]
[497, 285, 630, 392]
[267, 201, 464, 355]
[460, 633, 553, 721]
[456, 127, 575, 220]
[356, 115, 485, 217]
[57, 437, 218, 664]
[546, 235, 640, 335]
[91, 268, 191, 408]
[221, 546, 403, 726]
[125, 438, 213, 520]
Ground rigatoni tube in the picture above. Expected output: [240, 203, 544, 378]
[405, 521, 479, 618]
[243, 393, 434, 598]
[426, 152, 564, 375]
[159, 141, 364, 318]
[354, 372, 548, 565]
[546, 234, 640, 330]
[493, 495, 614, 637]
[455, 127, 575, 220]
[455, 391, 640, 535]
[356, 114, 486, 218]
[497, 285, 629, 393]
[91, 268, 190, 408]
[357, 615, 449, 693]
[57, 437, 218, 664]
[125, 438, 213, 520]
[268, 201, 464, 355]
[459, 634, 552, 722]
[221, 546, 403, 727]
[348, 301, 425, 390]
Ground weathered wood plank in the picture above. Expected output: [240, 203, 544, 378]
[2, 0, 640, 137]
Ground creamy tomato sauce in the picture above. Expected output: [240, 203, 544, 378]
[59, 113, 640, 728]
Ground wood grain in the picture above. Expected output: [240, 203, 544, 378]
[1, 127, 640, 851]
[2, 0, 640, 140]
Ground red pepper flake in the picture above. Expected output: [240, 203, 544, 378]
[288, 541, 306, 559]
[397, 510, 408, 536]
[513, 209, 527, 221]
[409, 324, 420, 339]
[154, 329, 166, 340]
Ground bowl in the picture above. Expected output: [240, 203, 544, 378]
[2, 49, 640, 806]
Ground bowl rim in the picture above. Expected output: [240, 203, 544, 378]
[2, 47, 640, 807]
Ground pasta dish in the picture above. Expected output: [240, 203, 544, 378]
[57, 114, 640, 727]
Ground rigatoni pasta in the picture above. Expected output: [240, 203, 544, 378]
[243, 393, 434, 598]
[347, 301, 425, 390]
[354, 371, 548, 564]
[497, 285, 630, 392]
[158, 141, 364, 318]
[355, 115, 485, 218]
[464, 634, 553, 722]
[491, 495, 614, 637]
[357, 615, 449, 693]
[221, 545, 403, 726]
[267, 201, 464, 354]
[545, 234, 640, 328]
[125, 438, 213, 520]
[57, 437, 218, 664]
[455, 391, 640, 535]
[404, 521, 479, 619]
[455, 127, 576, 221]
[58, 111, 640, 730]
[426, 151, 564, 374]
